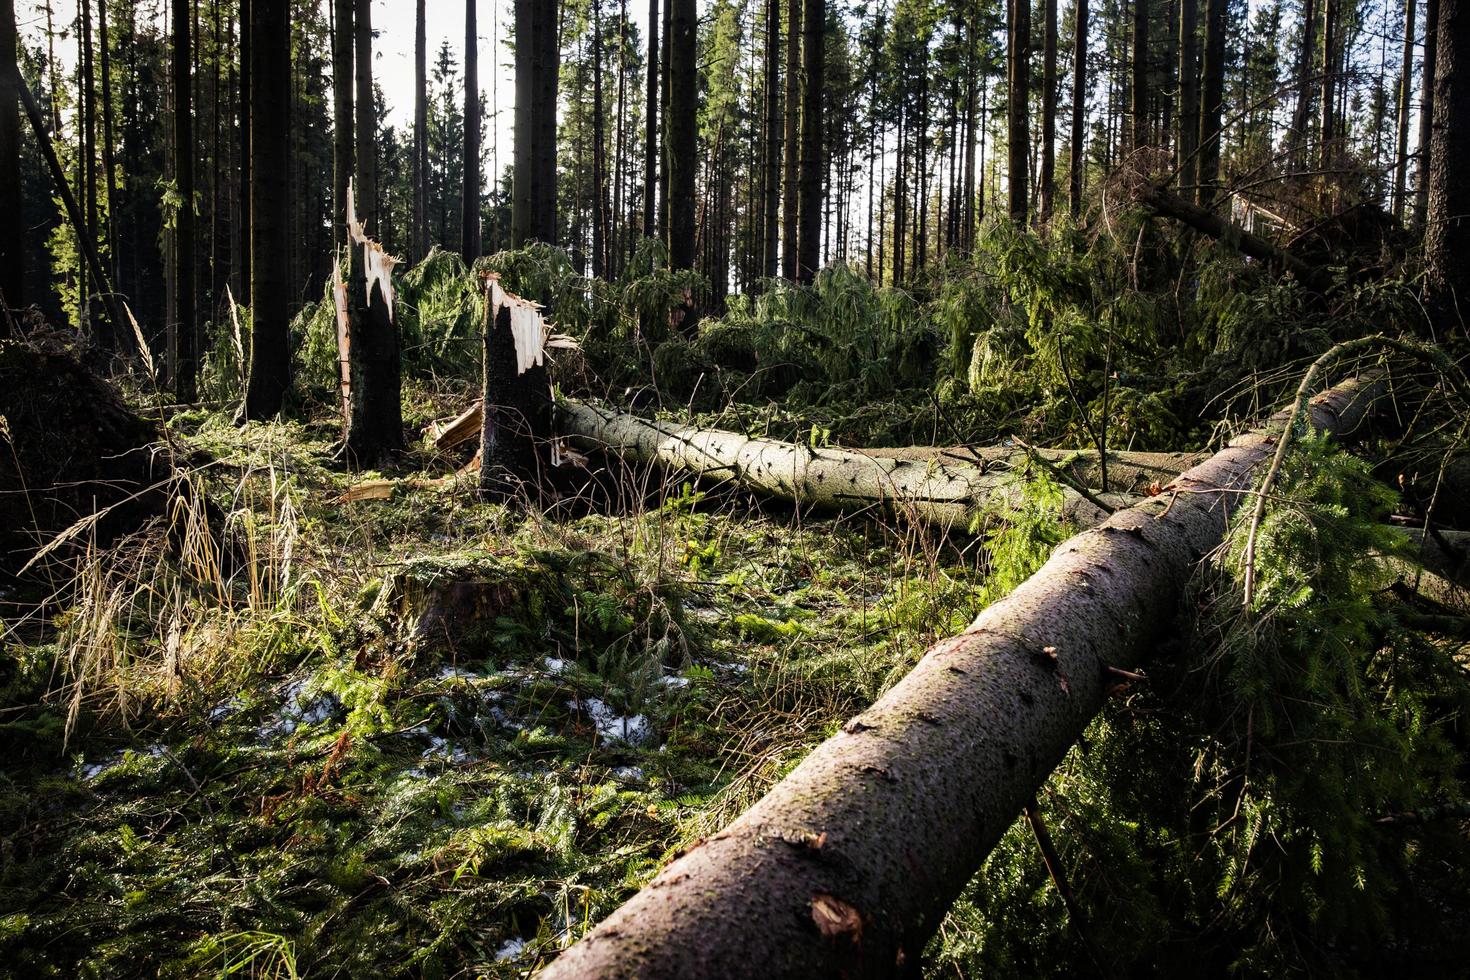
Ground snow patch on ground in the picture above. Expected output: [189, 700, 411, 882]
[259, 679, 340, 740]
[495, 938, 528, 962]
[569, 697, 653, 746]
[611, 766, 645, 781]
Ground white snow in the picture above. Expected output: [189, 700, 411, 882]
[495, 938, 528, 962]
[569, 697, 653, 746]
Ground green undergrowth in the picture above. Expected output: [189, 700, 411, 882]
[0, 410, 1002, 978]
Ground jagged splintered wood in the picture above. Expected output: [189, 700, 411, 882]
[342, 181, 404, 467]
[476, 275, 576, 498]
[538, 374, 1383, 979]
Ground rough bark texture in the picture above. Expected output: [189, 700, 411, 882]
[1131, 0, 1148, 150]
[413, 0, 428, 262]
[1416, 0, 1440, 228]
[1177, 0, 1198, 198]
[0, 0, 22, 319]
[1424, 0, 1470, 329]
[667, 0, 697, 271]
[1197, 0, 1226, 205]
[557, 403, 1130, 527]
[171, 0, 196, 401]
[761, 0, 782, 278]
[461, 0, 481, 261]
[796, 0, 823, 282]
[332, 0, 353, 252]
[343, 228, 405, 468]
[352, 0, 376, 236]
[512, 0, 559, 246]
[241, 0, 290, 420]
[478, 286, 553, 496]
[1040, 0, 1057, 218]
[782, 0, 800, 278]
[1069, 0, 1088, 217]
[539, 375, 1382, 980]
[1394, 0, 1417, 218]
[1008, 0, 1031, 221]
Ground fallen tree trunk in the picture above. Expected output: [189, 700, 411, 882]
[553, 402, 1134, 527]
[1133, 182, 1330, 290]
[538, 373, 1382, 980]
[861, 444, 1205, 493]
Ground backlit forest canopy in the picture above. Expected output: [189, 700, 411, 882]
[1, 0, 1469, 976]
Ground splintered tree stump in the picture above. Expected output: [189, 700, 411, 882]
[478, 276, 556, 499]
[0, 341, 175, 581]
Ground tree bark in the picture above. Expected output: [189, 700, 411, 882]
[1289, 0, 1318, 165]
[761, 0, 782, 278]
[1008, 0, 1031, 221]
[1177, 0, 1198, 198]
[1319, 0, 1339, 169]
[343, 188, 405, 467]
[538, 373, 1384, 980]
[0, 0, 22, 320]
[1041, 0, 1058, 218]
[1131, 0, 1148, 150]
[667, 0, 696, 270]
[172, 0, 196, 400]
[643, 0, 658, 240]
[556, 403, 1129, 527]
[782, 0, 801, 277]
[462, 0, 482, 261]
[1196, 0, 1226, 205]
[1416, 0, 1440, 228]
[797, 0, 823, 282]
[478, 277, 554, 496]
[1394, 0, 1417, 219]
[1424, 0, 1470, 330]
[332, 0, 353, 253]
[353, 0, 376, 236]
[1069, 0, 1088, 217]
[413, 0, 427, 262]
[513, 0, 559, 246]
[241, 0, 290, 421]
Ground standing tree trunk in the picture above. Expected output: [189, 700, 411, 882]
[1394, 0, 1416, 219]
[462, 0, 482, 261]
[643, 0, 658, 239]
[781, 0, 800, 278]
[413, 0, 427, 261]
[353, 0, 376, 237]
[241, 0, 290, 421]
[1008, 0, 1031, 221]
[1132, 0, 1148, 149]
[97, 0, 117, 288]
[0, 0, 22, 320]
[797, 0, 823, 282]
[172, 0, 196, 401]
[344, 186, 405, 466]
[667, 0, 695, 270]
[1178, 0, 1198, 197]
[1319, 0, 1338, 169]
[591, 0, 607, 277]
[1041, 0, 1058, 217]
[513, 0, 560, 245]
[1070, 0, 1088, 216]
[478, 277, 553, 497]
[1196, 0, 1226, 205]
[1289, 0, 1318, 165]
[332, 0, 353, 253]
[761, 0, 782, 278]
[1416, 0, 1440, 228]
[240, 0, 251, 299]
[1424, 0, 1470, 330]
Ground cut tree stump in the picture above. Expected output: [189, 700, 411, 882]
[537, 373, 1384, 980]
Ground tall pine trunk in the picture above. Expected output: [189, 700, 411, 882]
[462, 0, 481, 260]
[667, 0, 695, 270]
[643, 0, 658, 239]
[1319, 0, 1338, 168]
[1415, 0, 1439, 227]
[1424, 0, 1470, 329]
[1132, 0, 1148, 149]
[781, 0, 800, 278]
[353, 0, 376, 236]
[332, 0, 352, 253]
[172, 0, 196, 400]
[1008, 0, 1031, 221]
[1041, 0, 1057, 217]
[1394, 0, 1416, 218]
[1197, 0, 1225, 205]
[591, 1, 608, 278]
[1289, 0, 1317, 165]
[797, 0, 823, 282]
[513, 0, 559, 245]
[1070, 0, 1088, 216]
[761, 0, 782, 278]
[0, 0, 21, 320]
[413, 0, 427, 260]
[241, 0, 290, 421]
[1178, 0, 1198, 197]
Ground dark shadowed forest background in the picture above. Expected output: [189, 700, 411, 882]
[2, 0, 1470, 976]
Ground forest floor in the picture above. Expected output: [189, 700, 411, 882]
[0, 382, 1017, 978]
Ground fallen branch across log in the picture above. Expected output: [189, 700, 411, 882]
[537, 373, 1383, 980]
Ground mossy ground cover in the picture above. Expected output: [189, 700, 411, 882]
[0, 393, 995, 978]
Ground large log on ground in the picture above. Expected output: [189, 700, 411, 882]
[554, 402, 1134, 527]
[861, 444, 1205, 493]
[538, 373, 1382, 980]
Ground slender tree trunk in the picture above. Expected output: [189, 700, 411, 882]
[781, 0, 800, 278]
[761, 0, 782, 278]
[1394, 0, 1417, 218]
[591, 0, 607, 277]
[241, 0, 290, 421]
[0, 0, 21, 319]
[1424, 0, 1470, 330]
[658, 0, 670, 239]
[353, 0, 376, 236]
[463, 0, 482, 260]
[81, 0, 96, 341]
[1197, 0, 1226, 205]
[171, 0, 196, 399]
[1319, 0, 1338, 169]
[668, 0, 695, 270]
[1009, 0, 1032, 221]
[796, 0, 823, 282]
[963, 3, 979, 244]
[1132, 0, 1148, 149]
[332, 0, 353, 253]
[1070, 0, 1089, 216]
[344, 199, 405, 465]
[513, 0, 560, 245]
[1178, 0, 1198, 197]
[1415, 0, 1439, 227]
[1290, 0, 1318, 165]
[643, 0, 658, 239]
[1041, 0, 1058, 217]
[98, 0, 118, 288]
[478, 279, 553, 496]
[240, 0, 251, 298]
[413, 0, 427, 260]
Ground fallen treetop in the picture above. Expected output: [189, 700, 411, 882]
[554, 401, 1136, 527]
[537, 373, 1384, 980]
